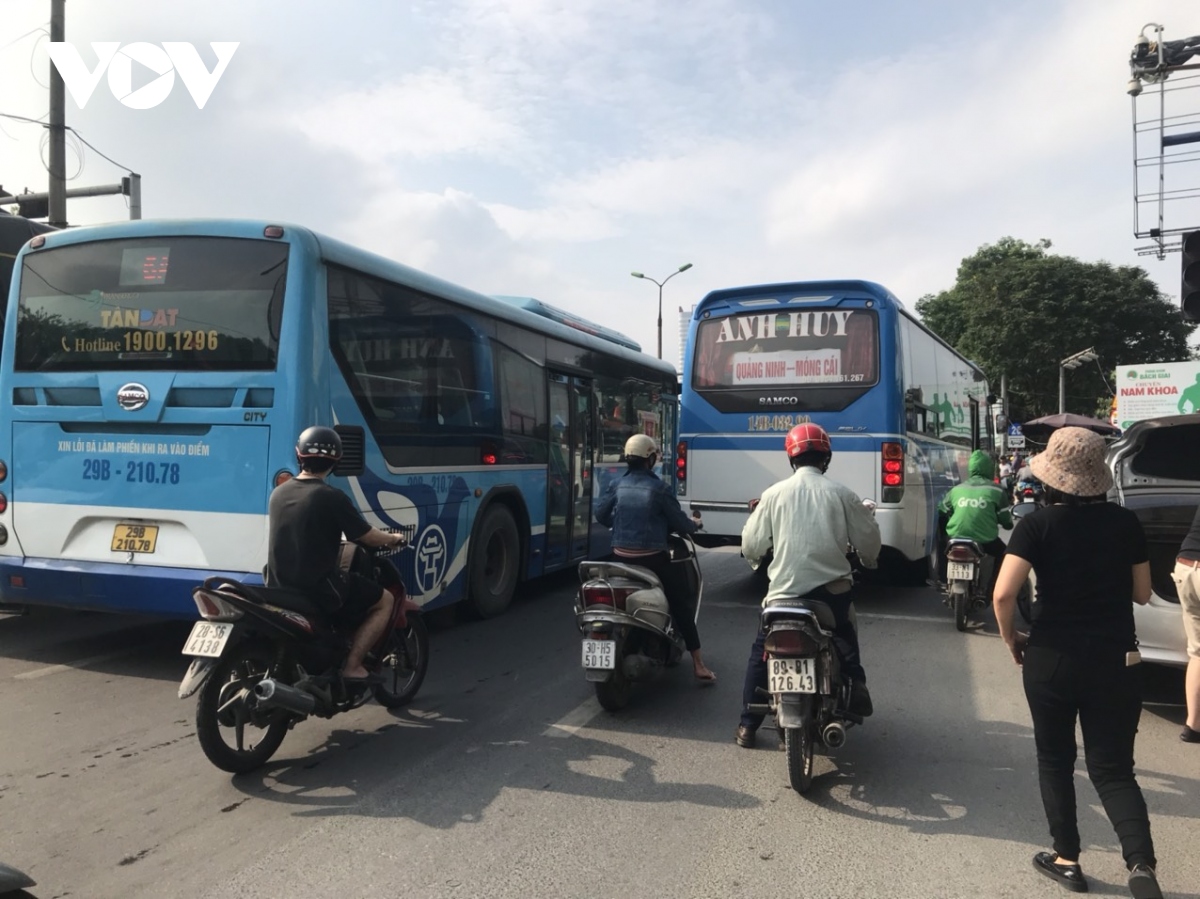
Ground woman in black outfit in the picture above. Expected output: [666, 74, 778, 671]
[993, 427, 1162, 899]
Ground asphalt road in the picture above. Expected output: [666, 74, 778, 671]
[1, 551, 1196, 899]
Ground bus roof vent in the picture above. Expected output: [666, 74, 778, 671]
[334, 425, 365, 477]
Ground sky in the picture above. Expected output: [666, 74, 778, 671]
[2, 0, 1198, 370]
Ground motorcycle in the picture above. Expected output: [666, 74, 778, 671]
[574, 533, 701, 711]
[943, 538, 993, 632]
[745, 594, 862, 794]
[0, 861, 35, 898]
[1014, 479, 1043, 505]
[178, 532, 429, 773]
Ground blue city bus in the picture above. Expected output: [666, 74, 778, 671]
[0, 219, 679, 618]
[678, 280, 992, 579]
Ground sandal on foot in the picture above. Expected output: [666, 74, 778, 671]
[1032, 852, 1088, 893]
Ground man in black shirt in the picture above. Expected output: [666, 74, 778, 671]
[267, 426, 407, 681]
[1174, 504, 1200, 743]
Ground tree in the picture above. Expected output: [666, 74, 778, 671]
[916, 237, 1196, 421]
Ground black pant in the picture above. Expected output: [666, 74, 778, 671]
[739, 587, 864, 730]
[617, 551, 700, 652]
[1022, 644, 1156, 868]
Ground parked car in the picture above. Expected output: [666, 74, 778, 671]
[1106, 414, 1200, 668]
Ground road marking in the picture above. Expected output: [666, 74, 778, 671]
[858, 612, 945, 623]
[14, 649, 131, 680]
[543, 696, 602, 738]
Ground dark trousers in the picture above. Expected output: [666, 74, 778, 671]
[1022, 644, 1156, 868]
[618, 551, 700, 652]
[739, 587, 864, 730]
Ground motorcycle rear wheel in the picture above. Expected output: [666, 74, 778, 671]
[372, 614, 430, 709]
[594, 666, 632, 711]
[953, 589, 968, 632]
[784, 721, 815, 794]
[195, 642, 290, 774]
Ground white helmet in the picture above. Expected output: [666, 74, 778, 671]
[623, 434, 658, 460]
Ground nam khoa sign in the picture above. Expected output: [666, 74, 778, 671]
[1115, 360, 1200, 428]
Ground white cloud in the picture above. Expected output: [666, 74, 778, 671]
[291, 70, 523, 163]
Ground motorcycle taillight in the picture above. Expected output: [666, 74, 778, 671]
[581, 584, 632, 610]
[945, 546, 979, 562]
[192, 590, 245, 621]
[764, 627, 819, 657]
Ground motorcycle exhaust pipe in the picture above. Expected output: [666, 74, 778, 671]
[822, 721, 847, 748]
[253, 678, 317, 715]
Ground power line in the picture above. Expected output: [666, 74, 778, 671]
[0, 24, 48, 53]
[0, 111, 137, 173]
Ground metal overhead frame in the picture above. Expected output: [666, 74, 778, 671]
[1131, 24, 1200, 260]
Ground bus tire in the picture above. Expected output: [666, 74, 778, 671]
[469, 504, 520, 618]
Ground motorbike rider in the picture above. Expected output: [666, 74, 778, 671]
[595, 434, 716, 683]
[937, 449, 1013, 593]
[266, 426, 408, 682]
[737, 424, 881, 748]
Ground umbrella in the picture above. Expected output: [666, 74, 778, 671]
[1020, 412, 1120, 440]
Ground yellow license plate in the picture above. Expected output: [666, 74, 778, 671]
[111, 524, 158, 554]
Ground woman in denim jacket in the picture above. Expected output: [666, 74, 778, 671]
[595, 434, 716, 682]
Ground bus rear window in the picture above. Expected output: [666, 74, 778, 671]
[692, 309, 878, 389]
[15, 236, 287, 372]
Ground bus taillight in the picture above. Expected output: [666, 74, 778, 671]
[675, 441, 687, 495]
[881, 442, 904, 503]
[273, 469, 293, 487]
[0, 460, 7, 482]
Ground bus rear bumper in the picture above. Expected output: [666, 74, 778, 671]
[0, 557, 262, 619]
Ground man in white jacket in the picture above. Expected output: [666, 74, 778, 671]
[737, 424, 881, 748]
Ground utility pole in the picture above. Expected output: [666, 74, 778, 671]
[47, 0, 67, 228]
[1000, 373, 1008, 455]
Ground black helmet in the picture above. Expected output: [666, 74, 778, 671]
[295, 426, 342, 465]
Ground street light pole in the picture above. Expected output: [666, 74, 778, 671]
[1058, 346, 1099, 414]
[631, 263, 693, 359]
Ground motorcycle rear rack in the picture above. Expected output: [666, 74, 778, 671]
[577, 607, 676, 636]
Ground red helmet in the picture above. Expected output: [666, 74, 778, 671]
[785, 423, 831, 458]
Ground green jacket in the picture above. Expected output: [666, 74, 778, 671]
[938, 450, 1013, 543]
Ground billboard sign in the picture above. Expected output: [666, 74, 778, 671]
[1115, 360, 1200, 428]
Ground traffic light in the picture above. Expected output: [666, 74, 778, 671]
[0, 186, 48, 219]
[1182, 231, 1200, 321]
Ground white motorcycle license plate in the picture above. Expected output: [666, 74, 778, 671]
[768, 657, 816, 693]
[947, 562, 975, 581]
[582, 639, 615, 670]
[182, 622, 233, 658]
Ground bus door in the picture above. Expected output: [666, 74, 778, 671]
[571, 377, 594, 558]
[545, 374, 594, 568]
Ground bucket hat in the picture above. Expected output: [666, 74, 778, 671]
[1029, 426, 1112, 497]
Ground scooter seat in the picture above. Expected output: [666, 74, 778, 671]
[763, 596, 837, 630]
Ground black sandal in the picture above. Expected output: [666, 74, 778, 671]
[1032, 852, 1088, 893]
